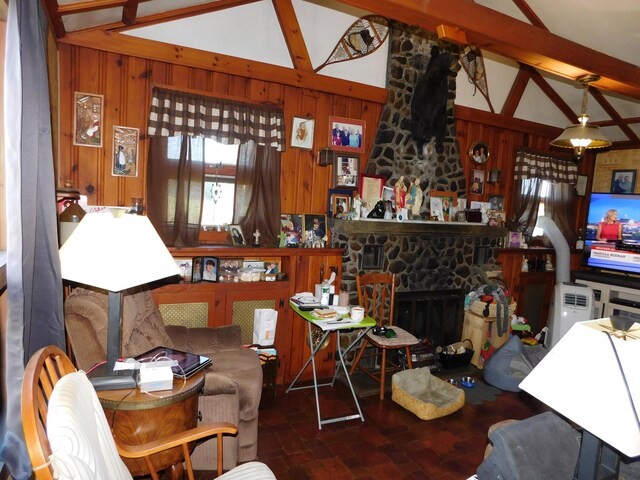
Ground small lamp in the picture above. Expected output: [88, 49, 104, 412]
[59, 211, 179, 390]
[550, 75, 612, 158]
[520, 318, 640, 479]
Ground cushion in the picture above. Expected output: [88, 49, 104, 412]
[483, 336, 549, 392]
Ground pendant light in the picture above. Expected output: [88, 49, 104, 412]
[550, 74, 612, 158]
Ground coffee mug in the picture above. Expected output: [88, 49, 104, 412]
[350, 307, 365, 321]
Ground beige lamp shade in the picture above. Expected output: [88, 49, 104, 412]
[59, 211, 179, 292]
[520, 319, 640, 458]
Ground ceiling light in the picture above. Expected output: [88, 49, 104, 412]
[550, 74, 612, 158]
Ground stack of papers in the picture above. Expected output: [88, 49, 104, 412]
[290, 292, 322, 307]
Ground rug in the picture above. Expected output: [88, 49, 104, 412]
[447, 376, 502, 405]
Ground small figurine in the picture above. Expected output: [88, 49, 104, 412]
[545, 254, 554, 271]
[394, 176, 407, 209]
[521, 256, 529, 272]
[253, 229, 261, 246]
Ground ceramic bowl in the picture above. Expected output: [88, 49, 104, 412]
[460, 376, 476, 388]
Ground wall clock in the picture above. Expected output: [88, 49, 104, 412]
[469, 141, 489, 164]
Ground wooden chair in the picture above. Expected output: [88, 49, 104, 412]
[349, 273, 419, 399]
[21, 345, 275, 480]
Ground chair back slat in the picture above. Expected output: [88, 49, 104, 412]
[356, 273, 396, 327]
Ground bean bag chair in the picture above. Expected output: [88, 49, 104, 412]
[482, 335, 548, 392]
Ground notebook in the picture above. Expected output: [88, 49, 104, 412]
[136, 346, 212, 379]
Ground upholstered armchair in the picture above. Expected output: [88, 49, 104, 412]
[63, 287, 263, 471]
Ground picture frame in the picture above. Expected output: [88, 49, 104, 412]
[470, 169, 485, 195]
[487, 169, 501, 184]
[73, 92, 104, 147]
[303, 214, 328, 242]
[112, 126, 139, 177]
[508, 231, 523, 248]
[359, 173, 386, 208]
[290, 116, 315, 150]
[610, 169, 636, 194]
[334, 154, 359, 188]
[329, 116, 365, 153]
[280, 214, 303, 247]
[174, 258, 193, 283]
[229, 224, 246, 246]
[576, 174, 588, 196]
[191, 257, 203, 283]
[469, 140, 489, 164]
[429, 191, 457, 222]
[202, 257, 219, 282]
[218, 258, 242, 282]
[488, 195, 505, 210]
[328, 189, 352, 218]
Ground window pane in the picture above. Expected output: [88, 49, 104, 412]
[532, 180, 551, 236]
[201, 139, 238, 227]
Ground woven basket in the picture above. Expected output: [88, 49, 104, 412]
[391, 367, 465, 420]
[470, 300, 517, 318]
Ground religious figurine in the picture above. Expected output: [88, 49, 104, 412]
[348, 193, 362, 220]
[394, 176, 407, 210]
[409, 177, 423, 219]
[253, 229, 261, 246]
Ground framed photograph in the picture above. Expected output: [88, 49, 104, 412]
[469, 140, 489, 164]
[290, 117, 315, 149]
[488, 195, 505, 210]
[229, 224, 246, 246]
[112, 126, 139, 177]
[73, 92, 103, 147]
[487, 169, 501, 184]
[610, 170, 636, 194]
[174, 258, 193, 283]
[191, 257, 203, 283]
[280, 214, 303, 247]
[328, 189, 352, 218]
[202, 257, 219, 282]
[218, 258, 242, 282]
[329, 116, 365, 153]
[508, 231, 523, 248]
[303, 214, 328, 241]
[470, 169, 485, 195]
[334, 154, 359, 188]
[264, 259, 280, 274]
[576, 174, 588, 196]
[359, 173, 386, 208]
[429, 191, 457, 221]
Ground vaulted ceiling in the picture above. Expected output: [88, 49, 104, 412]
[40, 0, 640, 149]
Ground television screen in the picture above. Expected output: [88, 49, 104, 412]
[584, 193, 640, 273]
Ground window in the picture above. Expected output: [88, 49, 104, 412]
[532, 180, 551, 237]
[202, 140, 238, 227]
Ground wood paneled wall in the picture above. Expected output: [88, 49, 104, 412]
[56, 44, 385, 216]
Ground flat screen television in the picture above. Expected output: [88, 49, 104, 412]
[584, 192, 640, 273]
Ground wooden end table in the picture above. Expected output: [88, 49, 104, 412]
[97, 372, 205, 479]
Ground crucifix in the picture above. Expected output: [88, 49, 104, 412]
[277, 231, 287, 247]
[253, 229, 261, 246]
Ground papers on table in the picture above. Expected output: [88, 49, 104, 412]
[313, 316, 364, 331]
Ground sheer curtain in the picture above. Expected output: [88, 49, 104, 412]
[147, 135, 204, 247]
[146, 87, 285, 246]
[513, 149, 578, 240]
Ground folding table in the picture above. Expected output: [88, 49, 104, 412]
[287, 302, 375, 429]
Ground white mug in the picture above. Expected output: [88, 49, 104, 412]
[351, 307, 365, 321]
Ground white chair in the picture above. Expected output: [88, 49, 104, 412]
[22, 346, 276, 480]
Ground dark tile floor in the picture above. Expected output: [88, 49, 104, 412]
[196, 370, 548, 479]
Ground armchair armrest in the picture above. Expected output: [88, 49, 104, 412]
[166, 324, 242, 353]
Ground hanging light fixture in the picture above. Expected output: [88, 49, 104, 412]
[210, 162, 222, 204]
[550, 74, 612, 158]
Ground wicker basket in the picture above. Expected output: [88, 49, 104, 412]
[392, 367, 465, 420]
[470, 300, 517, 318]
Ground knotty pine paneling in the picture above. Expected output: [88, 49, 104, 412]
[56, 44, 383, 217]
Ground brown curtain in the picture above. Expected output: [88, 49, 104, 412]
[513, 149, 577, 240]
[234, 141, 281, 246]
[147, 135, 204, 246]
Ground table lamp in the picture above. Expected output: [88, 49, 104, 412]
[520, 318, 640, 479]
[59, 209, 179, 390]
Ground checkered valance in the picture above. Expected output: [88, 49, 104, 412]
[148, 87, 286, 151]
[513, 149, 577, 184]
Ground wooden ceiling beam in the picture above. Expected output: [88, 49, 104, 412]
[590, 88, 640, 143]
[337, 0, 640, 100]
[57, 0, 127, 15]
[43, 0, 66, 38]
[122, 0, 141, 26]
[272, 0, 313, 71]
[58, 30, 389, 104]
[501, 67, 530, 117]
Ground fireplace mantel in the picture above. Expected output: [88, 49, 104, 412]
[330, 218, 507, 238]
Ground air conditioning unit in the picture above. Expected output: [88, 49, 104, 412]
[546, 282, 594, 349]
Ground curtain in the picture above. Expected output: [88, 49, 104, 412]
[147, 135, 204, 247]
[2, 1, 65, 478]
[513, 149, 577, 239]
[148, 87, 286, 151]
[147, 87, 285, 246]
[234, 141, 281, 246]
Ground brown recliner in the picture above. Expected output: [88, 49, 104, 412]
[63, 286, 262, 471]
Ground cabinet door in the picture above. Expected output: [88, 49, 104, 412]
[225, 284, 290, 385]
[516, 271, 555, 333]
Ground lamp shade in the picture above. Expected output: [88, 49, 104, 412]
[520, 319, 640, 458]
[59, 212, 179, 292]
[550, 124, 612, 150]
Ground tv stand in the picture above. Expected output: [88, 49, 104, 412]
[573, 271, 640, 319]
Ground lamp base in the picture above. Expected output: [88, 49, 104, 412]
[88, 365, 137, 391]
